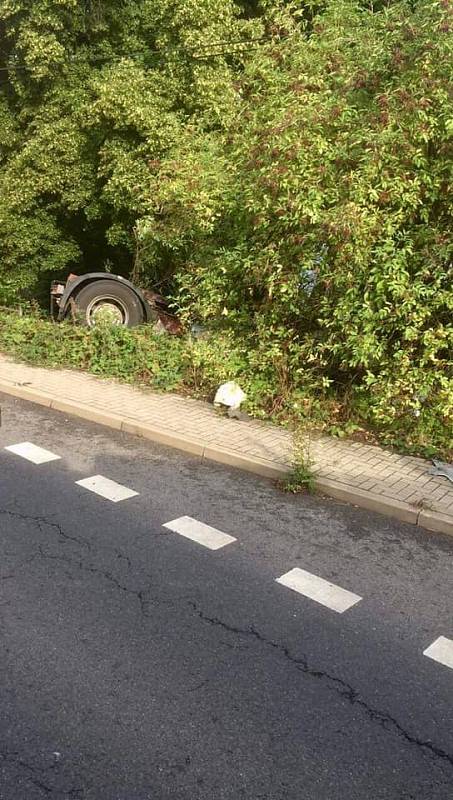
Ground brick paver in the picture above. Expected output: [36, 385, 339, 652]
[0, 355, 452, 527]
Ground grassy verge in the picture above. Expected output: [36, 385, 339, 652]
[0, 309, 450, 461]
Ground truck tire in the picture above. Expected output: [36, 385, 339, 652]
[72, 280, 145, 328]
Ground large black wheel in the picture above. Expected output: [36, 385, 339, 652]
[72, 280, 145, 328]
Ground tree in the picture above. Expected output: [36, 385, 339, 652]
[0, 0, 256, 301]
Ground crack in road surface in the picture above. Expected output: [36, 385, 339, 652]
[187, 601, 453, 771]
[2, 504, 452, 789]
[0, 750, 83, 797]
[3, 521, 453, 775]
[0, 507, 91, 550]
[36, 545, 151, 617]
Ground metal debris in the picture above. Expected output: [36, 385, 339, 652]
[142, 290, 184, 335]
[430, 460, 453, 484]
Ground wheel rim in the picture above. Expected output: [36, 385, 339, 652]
[85, 296, 130, 327]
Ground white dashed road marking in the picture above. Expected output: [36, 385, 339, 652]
[5, 442, 61, 465]
[163, 516, 236, 550]
[276, 567, 362, 613]
[423, 636, 453, 671]
[75, 475, 139, 503]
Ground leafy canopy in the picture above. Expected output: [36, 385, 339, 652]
[0, 0, 451, 450]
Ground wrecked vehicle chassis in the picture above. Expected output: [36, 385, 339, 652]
[50, 272, 181, 333]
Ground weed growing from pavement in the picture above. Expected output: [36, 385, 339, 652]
[282, 433, 316, 495]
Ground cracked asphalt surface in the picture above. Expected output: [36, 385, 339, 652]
[0, 393, 452, 800]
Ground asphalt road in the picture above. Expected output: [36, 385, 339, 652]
[0, 394, 452, 800]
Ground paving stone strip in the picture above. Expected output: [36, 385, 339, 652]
[0, 354, 451, 536]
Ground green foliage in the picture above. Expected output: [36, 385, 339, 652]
[0, 310, 186, 389]
[0, 0, 256, 291]
[146, 0, 452, 449]
[0, 309, 450, 459]
[0, 0, 451, 455]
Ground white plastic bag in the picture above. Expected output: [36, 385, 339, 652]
[214, 381, 246, 410]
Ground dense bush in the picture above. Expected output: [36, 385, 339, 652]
[0, 1, 451, 453]
[0, 0, 254, 300]
[146, 0, 452, 450]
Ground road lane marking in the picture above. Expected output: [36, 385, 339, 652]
[423, 636, 453, 671]
[75, 475, 139, 503]
[163, 516, 236, 550]
[5, 442, 61, 465]
[276, 567, 362, 613]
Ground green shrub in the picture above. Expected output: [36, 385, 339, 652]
[0, 310, 450, 459]
[146, 0, 452, 455]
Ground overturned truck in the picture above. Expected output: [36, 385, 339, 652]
[50, 273, 182, 334]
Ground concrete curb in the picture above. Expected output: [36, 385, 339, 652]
[314, 477, 419, 525]
[1, 377, 452, 538]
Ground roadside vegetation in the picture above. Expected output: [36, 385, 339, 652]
[0, 309, 450, 460]
[0, 1, 451, 458]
